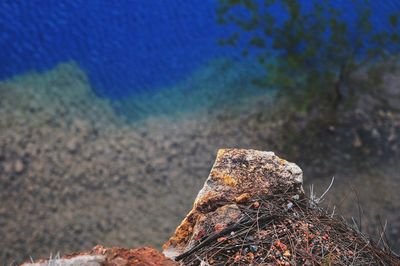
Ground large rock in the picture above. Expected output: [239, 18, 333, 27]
[163, 148, 303, 258]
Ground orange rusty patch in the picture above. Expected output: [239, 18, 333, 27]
[23, 245, 178, 266]
[234, 193, 251, 203]
[210, 169, 237, 186]
[210, 169, 219, 178]
[162, 212, 200, 250]
[222, 174, 237, 186]
[91, 245, 178, 266]
[214, 223, 227, 233]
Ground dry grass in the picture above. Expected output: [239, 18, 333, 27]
[176, 189, 399, 265]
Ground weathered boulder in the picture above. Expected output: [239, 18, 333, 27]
[163, 148, 304, 258]
[163, 149, 399, 265]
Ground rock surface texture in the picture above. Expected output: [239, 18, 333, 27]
[21, 245, 177, 266]
[163, 148, 304, 259]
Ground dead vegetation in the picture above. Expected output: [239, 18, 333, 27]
[177, 190, 399, 266]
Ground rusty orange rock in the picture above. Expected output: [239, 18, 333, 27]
[21, 245, 177, 266]
[163, 148, 303, 259]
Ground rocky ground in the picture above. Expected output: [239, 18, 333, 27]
[0, 62, 399, 264]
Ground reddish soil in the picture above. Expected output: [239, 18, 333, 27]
[22, 246, 177, 266]
[90, 245, 178, 266]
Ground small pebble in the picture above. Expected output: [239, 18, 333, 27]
[250, 245, 258, 252]
[14, 160, 24, 174]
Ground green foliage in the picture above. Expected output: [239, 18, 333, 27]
[217, 0, 400, 111]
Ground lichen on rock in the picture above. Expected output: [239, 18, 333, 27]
[163, 148, 304, 258]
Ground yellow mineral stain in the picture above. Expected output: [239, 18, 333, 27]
[235, 193, 250, 203]
[222, 174, 237, 186]
[217, 149, 227, 159]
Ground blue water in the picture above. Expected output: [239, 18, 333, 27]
[0, 0, 238, 98]
[0, 1, 399, 99]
